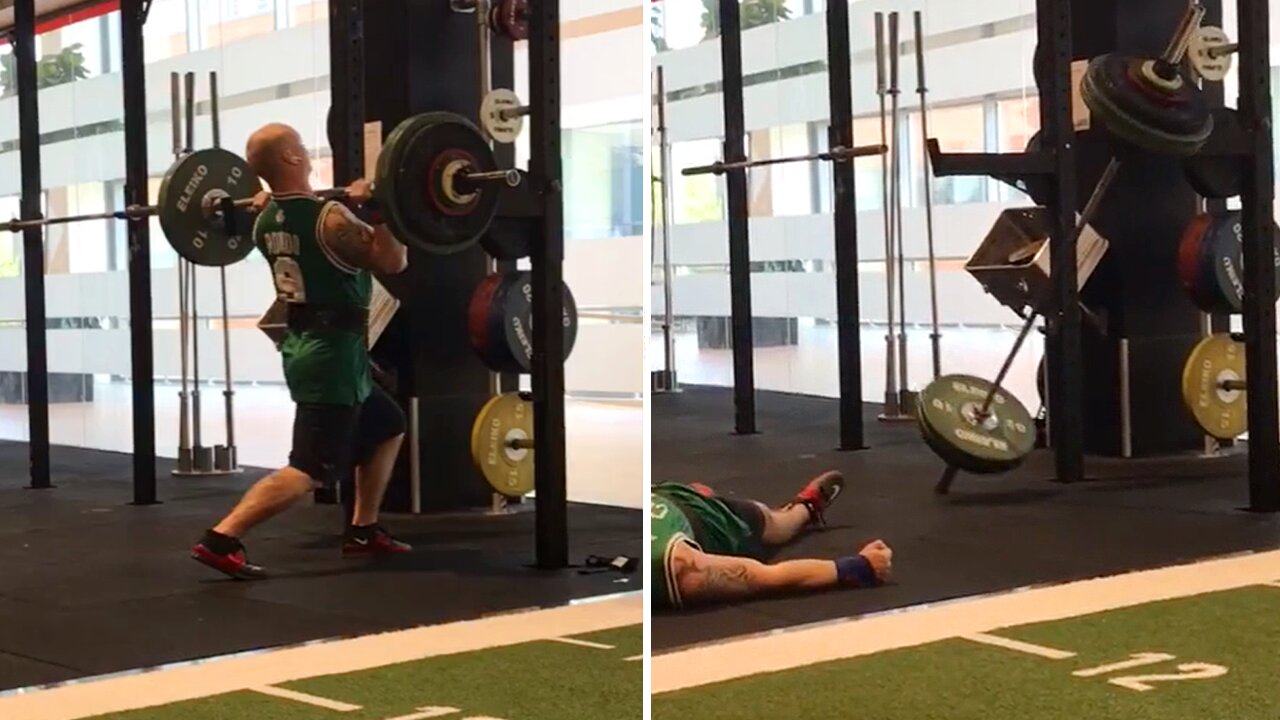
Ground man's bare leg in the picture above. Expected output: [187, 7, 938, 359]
[758, 502, 812, 546]
[212, 467, 315, 538]
[351, 433, 404, 526]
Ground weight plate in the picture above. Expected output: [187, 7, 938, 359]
[499, 271, 579, 373]
[1204, 214, 1244, 314]
[917, 374, 1035, 474]
[326, 105, 338, 153]
[375, 113, 434, 257]
[158, 148, 260, 267]
[1188, 26, 1233, 82]
[481, 217, 534, 260]
[1178, 213, 1219, 312]
[490, 0, 529, 41]
[1202, 211, 1280, 315]
[387, 112, 499, 255]
[470, 392, 534, 497]
[480, 89, 525, 145]
[1184, 108, 1244, 200]
[1181, 334, 1246, 439]
[1036, 356, 1046, 403]
[1080, 53, 1212, 157]
[1021, 132, 1052, 206]
[472, 272, 521, 373]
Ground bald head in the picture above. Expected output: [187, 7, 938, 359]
[245, 123, 311, 191]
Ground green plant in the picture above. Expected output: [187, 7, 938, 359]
[1, 44, 91, 97]
[652, 5, 670, 52]
[700, 0, 792, 40]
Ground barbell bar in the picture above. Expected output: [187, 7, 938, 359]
[2, 168, 520, 237]
[682, 143, 889, 177]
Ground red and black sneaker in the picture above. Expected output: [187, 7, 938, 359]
[341, 525, 412, 558]
[786, 470, 845, 527]
[191, 540, 268, 580]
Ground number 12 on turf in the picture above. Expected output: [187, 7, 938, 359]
[1072, 652, 1228, 692]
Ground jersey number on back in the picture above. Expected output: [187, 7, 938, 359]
[273, 257, 307, 303]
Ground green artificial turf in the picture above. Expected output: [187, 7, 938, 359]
[93, 624, 642, 720]
[653, 586, 1280, 720]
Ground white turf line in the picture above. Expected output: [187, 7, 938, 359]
[961, 633, 1076, 660]
[549, 637, 616, 650]
[0, 594, 641, 720]
[651, 550, 1280, 694]
[249, 686, 362, 712]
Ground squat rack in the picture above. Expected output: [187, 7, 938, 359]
[928, 0, 1279, 510]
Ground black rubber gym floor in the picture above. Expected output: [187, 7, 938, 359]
[0, 441, 640, 692]
[652, 385, 1280, 652]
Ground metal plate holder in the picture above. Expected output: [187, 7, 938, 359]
[965, 207, 1110, 316]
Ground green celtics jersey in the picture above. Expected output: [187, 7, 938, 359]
[651, 487, 698, 610]
[254, 193, 373, 406]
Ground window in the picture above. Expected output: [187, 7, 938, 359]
[671, 138, 725, 224]
[564, 122, 644, 240]
[144, 0, 190, 62]
[199, 0, 278, 49]
[913, 103, 987, 206]
[996, 95, 1040, 202]
[0, 195, 21, 279]
[747, 123, 814, 217]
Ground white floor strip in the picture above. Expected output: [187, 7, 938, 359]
[624, 655, 643, 662]
[962, 633, 1076, 660]
[652, 549, 1280, 694]
[250, 686, 362, 712]
[0, 594, 640, 720]
[549, 637, 616, 650]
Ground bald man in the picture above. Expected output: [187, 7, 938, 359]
[191, 123, 412, 580]
[652, 471, 893, 609]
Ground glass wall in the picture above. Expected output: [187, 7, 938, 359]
[3, 1, 644, 509]
[653, 0, 1048, 402]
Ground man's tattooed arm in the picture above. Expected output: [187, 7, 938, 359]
[319, 203, 376, 271]
[672, 544, 769, 603]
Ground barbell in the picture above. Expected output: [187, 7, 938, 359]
[3, 112, 520, 267]
[682, 143, 888, 177]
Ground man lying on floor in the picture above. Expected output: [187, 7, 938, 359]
[652, 471, 893, 609]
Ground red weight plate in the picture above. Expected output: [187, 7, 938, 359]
[492, 0, 528, 41]
[468, 274, 505, 361]
[1178, 213, 1216, 310]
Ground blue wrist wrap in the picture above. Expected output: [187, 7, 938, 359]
[835, 555, 879, 587]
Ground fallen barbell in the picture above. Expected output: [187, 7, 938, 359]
[470, 391, 534, 497]
[1079, 6, 1212, 158]
[682, 143, 888, 177]
[3, 112, 520, 265]
[1181, 333, 1246, 440]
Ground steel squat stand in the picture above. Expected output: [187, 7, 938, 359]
[170, 71, 241, 478]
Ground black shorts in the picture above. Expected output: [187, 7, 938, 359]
[721, 497, 767, 546]
[288, 384, 406, 487]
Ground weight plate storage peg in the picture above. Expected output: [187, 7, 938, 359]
[1183, 108, 1244, 200]
[917, 374, 1036, 474]
[158, 148, 260, 267]
[470, 392, 534, 497]
[1181, 333, 1246, 439]
[1079, 53, 1213, 157]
